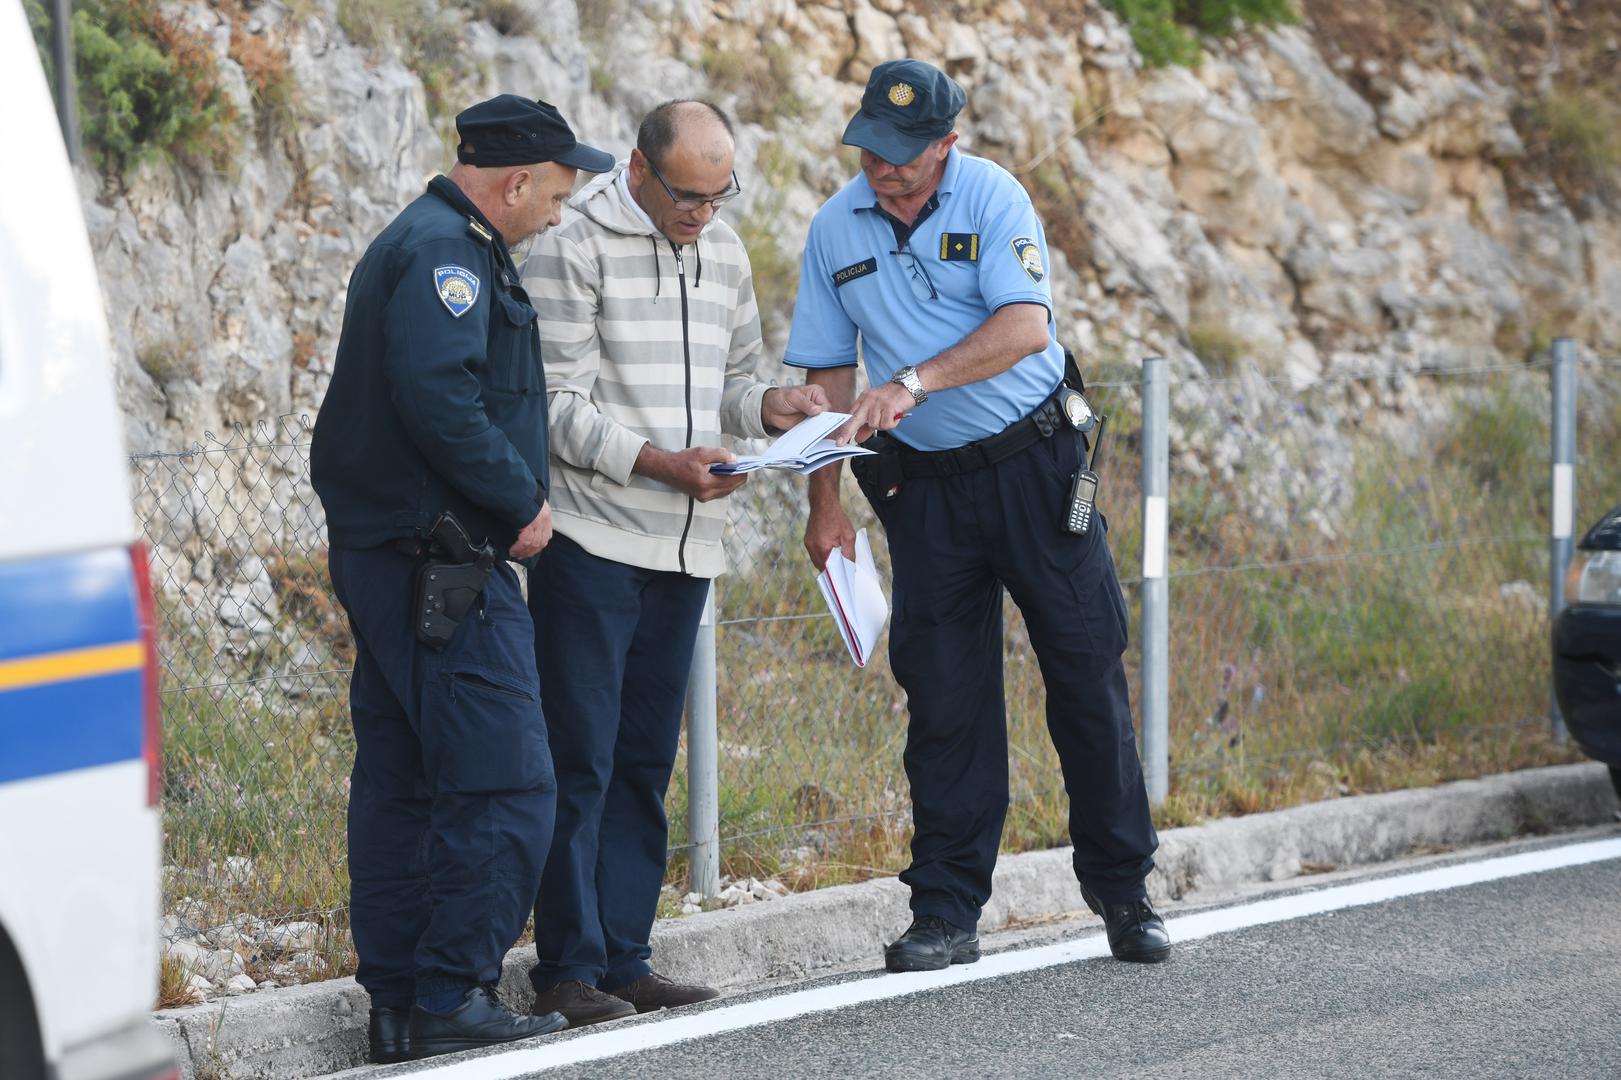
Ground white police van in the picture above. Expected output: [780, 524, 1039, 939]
[0, 2, 178, 1077]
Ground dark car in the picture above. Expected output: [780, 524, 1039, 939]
[1552, 503, 1621, 799]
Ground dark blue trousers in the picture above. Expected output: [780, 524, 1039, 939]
[330, 545, 555, 1008]
[869, 432, 1158, 931]
[526, 535, 709, 993]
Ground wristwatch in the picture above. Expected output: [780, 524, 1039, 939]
[891, 365, 928, 406]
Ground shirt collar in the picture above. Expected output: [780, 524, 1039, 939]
[427, 175, 515, 273]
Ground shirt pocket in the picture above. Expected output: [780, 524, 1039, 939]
[488, 288, 542, 394]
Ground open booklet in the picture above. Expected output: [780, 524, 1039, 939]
[816, 528, 890, 668]
[709, 411, 876, 476]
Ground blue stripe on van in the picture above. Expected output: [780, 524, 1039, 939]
[0, 670, 145, 784]
[0, 546, 145, 785]
[0, 547, 139, 662]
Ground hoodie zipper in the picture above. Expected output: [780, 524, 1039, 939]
[673, 242, 695, 575]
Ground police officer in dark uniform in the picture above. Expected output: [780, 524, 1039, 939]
[311, 95, 613, 1062]
[787, 61, 1171, 972]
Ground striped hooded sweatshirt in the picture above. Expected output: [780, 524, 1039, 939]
[520, 162, 775, 578]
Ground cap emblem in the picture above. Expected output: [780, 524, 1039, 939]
[888, 82, 915, 106]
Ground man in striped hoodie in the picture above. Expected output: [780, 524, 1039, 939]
[519, 100, 826, 1026]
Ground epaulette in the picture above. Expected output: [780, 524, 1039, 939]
[466, 218, 494, 245]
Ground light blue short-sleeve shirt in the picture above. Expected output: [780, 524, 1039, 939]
[783, 147, 1065, 452]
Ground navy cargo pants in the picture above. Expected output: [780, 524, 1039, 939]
[329, 545, 555, 1008]
[867, 430, 1158, 932]
[526, 535, 709, 994]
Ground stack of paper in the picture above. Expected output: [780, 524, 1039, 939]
[816, 529, 890, 668]
[709, 411, 876, 476]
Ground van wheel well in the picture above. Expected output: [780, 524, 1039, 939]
[0, 924, 47, 1079]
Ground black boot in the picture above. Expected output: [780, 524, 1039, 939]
[367, 1006, 411, 1064]
[883, 915, 981, 973]
[1080, 885, 1172, 963]
[409, 986, 568, 1060]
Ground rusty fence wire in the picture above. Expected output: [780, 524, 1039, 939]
[140, 354, 1617, 976]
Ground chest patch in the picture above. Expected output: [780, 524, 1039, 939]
[939, 233, 979, 261]
[434, 265, 480, 318]
[832, 258, 877, 288]
[1011, 237, 1045, 284]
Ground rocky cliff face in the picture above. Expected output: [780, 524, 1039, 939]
[89, 0, 1620, 530]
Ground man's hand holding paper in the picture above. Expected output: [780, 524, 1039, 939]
[816, 528, 890, 668]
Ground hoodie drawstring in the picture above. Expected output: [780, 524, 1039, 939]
[694, 237, 703, 287]
[649, 235, 661, 301]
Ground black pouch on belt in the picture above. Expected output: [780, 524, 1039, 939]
[849, 433, 906, 504]
[411, 512, 497, 649]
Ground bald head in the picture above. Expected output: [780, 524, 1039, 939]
[628, 100, 739, 246]
[636, 100, 735, 169]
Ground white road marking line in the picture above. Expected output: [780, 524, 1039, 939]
[399, 836, 1621, 1079]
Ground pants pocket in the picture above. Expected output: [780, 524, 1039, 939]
[422, 662, 552, 794]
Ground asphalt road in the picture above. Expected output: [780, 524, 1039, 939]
[387, 836, 1621, 1080]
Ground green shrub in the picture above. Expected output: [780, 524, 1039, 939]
[70, 0, 238, 176]
[338, 0, 473, 117]
[1534, 88, 1621, 200]
[1103, 0, 1296, 68]
[24, 0, 54, 87]
[1187, 320, 1247, 376]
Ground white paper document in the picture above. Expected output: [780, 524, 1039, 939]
[816, 529, 890, 668]
[709, 411, 876, 475]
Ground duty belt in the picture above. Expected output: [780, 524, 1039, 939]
[882, 387, 1072, 480]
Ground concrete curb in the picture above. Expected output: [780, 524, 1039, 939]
[152, 763, 1619, 1079]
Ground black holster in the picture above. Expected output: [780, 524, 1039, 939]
[411, 513, 497, 650]
[850, 434, 907, 505]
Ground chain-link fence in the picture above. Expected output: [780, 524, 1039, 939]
[142, 354, 1618, 990]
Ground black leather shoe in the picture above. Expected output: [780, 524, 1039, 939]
[531, 979, 637, 1027]
[1080, 885, 1172, 963]
[367, 1006, 411, 1064]
[883, 915, 980, 973]
[606, 971, 720, 1013]
[409, 986, 568, 1060]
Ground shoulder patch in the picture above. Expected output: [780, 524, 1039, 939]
[1011, 237, 1044, 283]
[832, 257, 878, 288]
[940, 233, 979, 262]
[434, 265, 481, 318]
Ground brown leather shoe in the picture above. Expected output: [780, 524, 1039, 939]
[604, 972, 720, 1013]
[529, 980, 636, 1027]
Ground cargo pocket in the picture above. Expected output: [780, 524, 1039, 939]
[420, 661, 550, 794]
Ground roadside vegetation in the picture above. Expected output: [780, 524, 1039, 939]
[146, 362, 1616, 1004]
[1102, 0, 1297, 67]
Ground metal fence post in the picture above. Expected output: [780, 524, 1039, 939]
[685, 583, 722, 898]
[1141, 356, 1170, 805]
[1550, 337, 1577, 741]
[48, 0, 81, 164]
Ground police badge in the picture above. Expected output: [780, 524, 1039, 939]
[1011, 237, 1045, 284]
[434, 265, 480, 318]
[888, 82, 915, 106]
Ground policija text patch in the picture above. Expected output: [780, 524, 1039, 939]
[832, 258, 877, 288]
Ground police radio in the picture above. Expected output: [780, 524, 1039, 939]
[1064, 413, 1106, 537]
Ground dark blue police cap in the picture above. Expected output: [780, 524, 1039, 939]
[455, 94, 614, 172]
[842, 59, 966, 166]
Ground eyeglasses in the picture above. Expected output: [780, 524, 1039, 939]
[646, 158, 742, 212]
[889, 244, 938, 302]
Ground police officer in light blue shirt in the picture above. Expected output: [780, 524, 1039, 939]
[787, 59, 1171, 972]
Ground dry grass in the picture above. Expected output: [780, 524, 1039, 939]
[694, 368, 1615, 891]
[150, 366, 1617, 989]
